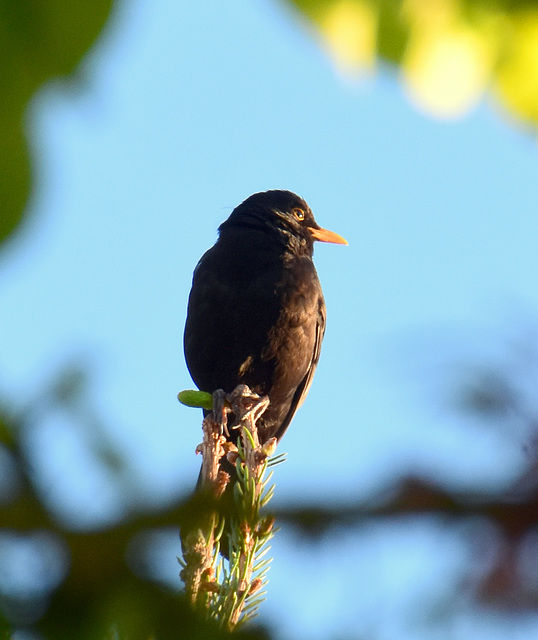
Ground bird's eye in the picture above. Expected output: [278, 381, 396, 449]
[292, 207, 305, 221]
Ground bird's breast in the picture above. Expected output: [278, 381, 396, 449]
[185, 236, 322, 395]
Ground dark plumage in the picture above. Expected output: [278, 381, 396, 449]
[183, 190, 346, 444]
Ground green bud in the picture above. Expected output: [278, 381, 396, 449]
[177, 389, 213, 410]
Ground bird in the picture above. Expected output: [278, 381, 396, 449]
[183, 190, 347, 447]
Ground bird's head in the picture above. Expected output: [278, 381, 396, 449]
[219, 190, 347, 254]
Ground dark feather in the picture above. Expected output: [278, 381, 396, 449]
[184, 190, 344, 444]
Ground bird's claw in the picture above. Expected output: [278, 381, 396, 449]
[227, 385, 269, 425]
[212, 389, 230, 437]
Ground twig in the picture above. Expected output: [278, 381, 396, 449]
[179, 385, 281, 629]
[180, 410, 229, 609]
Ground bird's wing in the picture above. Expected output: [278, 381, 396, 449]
[272, 297, 326, 441]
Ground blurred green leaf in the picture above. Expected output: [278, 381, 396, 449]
[283, 0, 538, 127]
[0, 0, 115, 246]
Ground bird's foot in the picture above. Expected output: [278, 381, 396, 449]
[212, 388, 230, 437]
[227, 384, 270, 426]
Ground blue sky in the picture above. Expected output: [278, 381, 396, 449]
[1, 0, 538, 638]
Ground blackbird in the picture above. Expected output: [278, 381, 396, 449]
[183, 190, 347, 446]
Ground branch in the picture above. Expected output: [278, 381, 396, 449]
[179, 385, 282, 630]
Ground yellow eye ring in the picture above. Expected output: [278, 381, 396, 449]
[292, 207, 305, 221]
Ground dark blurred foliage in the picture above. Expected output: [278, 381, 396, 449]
[274, 343, 538, 625]
[0, 363, 274, 640]
[2, 343, 537, 638]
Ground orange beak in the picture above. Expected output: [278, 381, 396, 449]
[309, 226, 348, 245]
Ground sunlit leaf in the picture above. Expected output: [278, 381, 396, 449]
[284, 0, 538, 128]
[495, 10, 538, 125]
